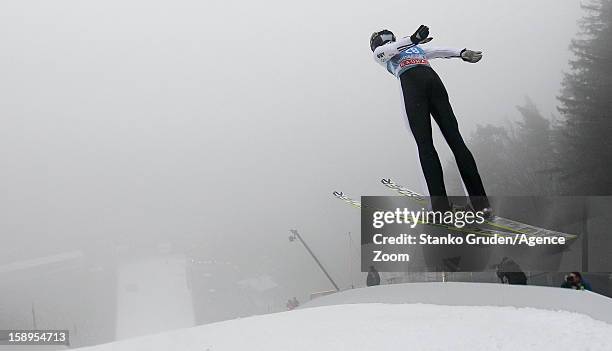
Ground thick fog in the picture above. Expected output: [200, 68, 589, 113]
[0, 0, 582, 346]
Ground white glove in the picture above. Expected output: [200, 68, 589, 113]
[460, 49, 483, 63]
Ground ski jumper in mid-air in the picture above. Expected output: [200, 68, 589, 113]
[370, 26, 491, 214]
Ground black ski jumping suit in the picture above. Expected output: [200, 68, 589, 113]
[373, 38, 489, 211]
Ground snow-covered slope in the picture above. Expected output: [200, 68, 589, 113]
[73, 283, 612, 351]
[304, 282, 612, 324]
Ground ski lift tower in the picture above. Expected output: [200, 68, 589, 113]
[288, 229, 339, 292]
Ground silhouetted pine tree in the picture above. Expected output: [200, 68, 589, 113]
[557, 0, 612, 194]
[514, 97, 557, 194]
[445, 98, 556, 196]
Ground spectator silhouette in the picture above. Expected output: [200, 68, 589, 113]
[366, 265, 381, 287]
[561, 272, 592, 291]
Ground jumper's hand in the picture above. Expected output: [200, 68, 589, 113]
[461, 49, 483, 63]
[410, 25, 430, 44]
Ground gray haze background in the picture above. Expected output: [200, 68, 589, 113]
[0, 0, 582, 341]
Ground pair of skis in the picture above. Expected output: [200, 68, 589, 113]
[334, 178, 577, 240]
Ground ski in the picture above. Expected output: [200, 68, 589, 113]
[381, 178, 520, 233]
[333, 191, 362, 209]
[380, 178, 577, 239]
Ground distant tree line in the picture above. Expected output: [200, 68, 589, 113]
[447, 0, 612, 196]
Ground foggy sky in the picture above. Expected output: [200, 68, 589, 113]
[1, 0, 582, 294]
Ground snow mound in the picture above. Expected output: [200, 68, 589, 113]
[75, 302, 612, 351]
[305, 282, 612, 324]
